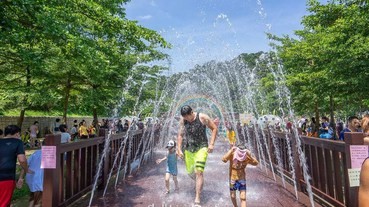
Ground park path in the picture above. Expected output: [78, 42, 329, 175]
[71, 140, 321, 207]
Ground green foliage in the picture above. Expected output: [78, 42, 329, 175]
[11, 184, 30, 202]
[270, 0, 369, 119]
[0, 0, 170, 122]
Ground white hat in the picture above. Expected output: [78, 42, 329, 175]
[166, 140, 176, 148]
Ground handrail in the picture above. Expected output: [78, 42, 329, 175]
[246, 127, 364, 207]
[41, 128, 153, 207]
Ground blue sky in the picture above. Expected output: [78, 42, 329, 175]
[125, 0, 325, 73]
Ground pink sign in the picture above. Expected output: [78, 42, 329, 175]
[41, 146, 56, 169]
[350, 145, 369, 169]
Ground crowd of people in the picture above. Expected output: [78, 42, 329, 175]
[20, 117, 164, 149]
[2, 110, 369, 206]
[295, 115, 369, 142]
[242, 114, 369, 142]
[100, 117, 160, 134]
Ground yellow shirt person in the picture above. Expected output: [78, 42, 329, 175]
[226, 128, 236, 146]
[79, 121, 89, 139]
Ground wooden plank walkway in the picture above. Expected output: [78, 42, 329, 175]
[72, 141, 321, 207]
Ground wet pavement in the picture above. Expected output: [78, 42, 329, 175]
[72, 141, 321, 207]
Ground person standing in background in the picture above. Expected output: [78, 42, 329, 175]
[59, 125, 72, 143]
[70, 120, 78, 141]
[50, 118, 61, 134]
[123, 120, 129, 132]
[361, 115, 369, 145]
[226, 125, 236, 148]
[29, 121, 39, 148]
[88, 124, 96, 138]
[78, 120, 89, 139]
[339, 116, 361, 141]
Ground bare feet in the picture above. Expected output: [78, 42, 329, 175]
[193, 201, 201, 207]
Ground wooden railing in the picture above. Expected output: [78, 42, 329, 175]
[245, 128, 365, 207]
[41, 129, 153, 207]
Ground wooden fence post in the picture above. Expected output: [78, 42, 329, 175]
[126, 131, 132, 174]
[101, 129, 109, 188]
[344, 132, 364, 207]
[42, 134, 61, 207]
[267, 129, 275, 168]
[290, 131, 303, 191]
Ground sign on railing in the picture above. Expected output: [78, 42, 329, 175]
[41, 146, 56, 169]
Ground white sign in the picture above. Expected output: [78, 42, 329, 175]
[350, 145, 369, 168]
[41, 146, 56, 169]
[348, 168, 361, 187]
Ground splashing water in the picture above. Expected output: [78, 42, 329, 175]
[254, 1, 315, 205]
[104, 77, 148, 195]
[87, 57, 315, 207]
[85, 1, 317, 206]
[148, 54, 315, 206]
[88, 71, 148, 206]
[272, 56, 315, 206]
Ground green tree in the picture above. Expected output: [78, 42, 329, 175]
[0, 0, 170, 127]
[270, 0, 369, 123]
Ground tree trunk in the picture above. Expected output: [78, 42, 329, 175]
[92, 107, 100, 132]
[329, 94, 336, 139]
[17, 108, 26, 128]
[92, 85, 99, 129]
[18, 66, 31, 128]
[315, 101, 320, 135]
